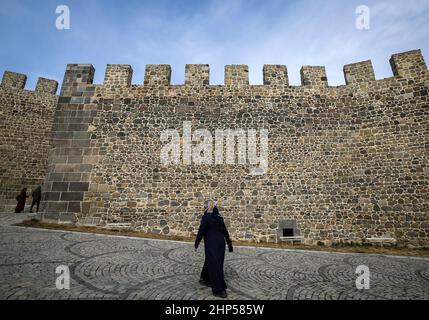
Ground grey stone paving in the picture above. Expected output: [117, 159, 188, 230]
[0, 213, 428, 300]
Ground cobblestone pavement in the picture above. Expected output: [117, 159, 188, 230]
[0, 213, 428, 300]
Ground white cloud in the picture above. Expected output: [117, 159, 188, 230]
[4, 0, 427, 88]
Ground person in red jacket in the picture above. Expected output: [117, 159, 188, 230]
[15, 188, 28, 213]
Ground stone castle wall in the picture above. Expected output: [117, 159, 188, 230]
[1, 49, 427, 247]
[0, 72, 58, 212]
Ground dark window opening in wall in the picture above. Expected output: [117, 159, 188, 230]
[283, 228, 294, 237]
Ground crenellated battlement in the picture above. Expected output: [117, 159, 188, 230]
[185, 64, 209, 86]
[390, 49, 428, 78]
[343, 60, 375, 85]
[0, 71, 58, 94]
[104, 64, 133, 86]
[263, 65, 288, 86]
[1, 71, 27, 90]
[300, 66, 328, 87]
[224, 65, 249, 86]
[35, 78, 58, 94]
[60, 64, 95, 96]
[58, 49, 428, 92]
[144, 64, 171, 86]
[2, 49, 427, 96]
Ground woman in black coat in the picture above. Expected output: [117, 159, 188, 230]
[195, 201, 233, 298]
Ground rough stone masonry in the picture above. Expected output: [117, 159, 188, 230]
[0, 72, 58, 213]
[0, 49, 428, 248]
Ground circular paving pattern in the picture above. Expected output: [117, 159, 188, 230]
[0, 215, 428, 300]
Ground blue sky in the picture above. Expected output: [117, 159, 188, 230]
[0, 0, 428, 90]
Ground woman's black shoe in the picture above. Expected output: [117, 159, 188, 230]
[199, 278, 211, 287]
[213, 290, 228, 298]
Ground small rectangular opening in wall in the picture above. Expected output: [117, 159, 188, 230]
[283, 228, 294, 237]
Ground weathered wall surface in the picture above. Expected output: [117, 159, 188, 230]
[39, 50, 428, 247]
[0, 72, 58, 212]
